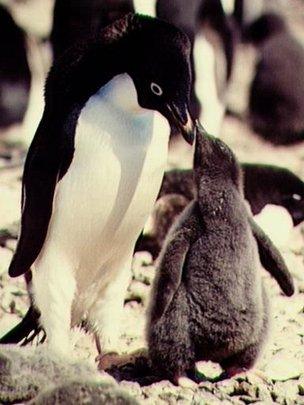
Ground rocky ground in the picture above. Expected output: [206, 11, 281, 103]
[1, 0, 304, 404]
[1, 99, 304, 405]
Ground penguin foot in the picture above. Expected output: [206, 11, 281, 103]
[217, 366, 248, 381]
[186, 368, 208, 384]
[96, 348, 148, 371]
[96, 351, 120, 370]
[21, 328, 46, 346]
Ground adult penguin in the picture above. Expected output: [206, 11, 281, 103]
[1, 14, 195, 360]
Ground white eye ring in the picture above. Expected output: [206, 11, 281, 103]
[150, 82, 163, 96]
[292, 193, 302, 201]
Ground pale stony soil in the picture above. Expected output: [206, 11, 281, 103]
[1, 208, 304, 404]
[1, 0, 304, 404]
[1, 111, 304, 405]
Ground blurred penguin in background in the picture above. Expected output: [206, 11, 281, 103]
[0, 5, 31, 130]
[51, 0, 134, 61]
[156, 0, 201, 119]
[156, 0, 236, 134]
[245, 12, 304, 145]
[242, 163, 304, 225]
[233, 0, 265, 35]
[1, 0, 54, 149]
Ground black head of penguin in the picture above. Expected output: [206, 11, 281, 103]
[127, 15, 194, 142]
[47, 13, 195, 144]
[243, 164, 304, 226]
[193, 122, 242, 193]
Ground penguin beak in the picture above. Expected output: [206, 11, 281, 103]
[166, 103, 195, 145]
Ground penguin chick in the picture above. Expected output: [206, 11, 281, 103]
[147, 123, 294, 384]
[3, 14, 195, 357]
[246, 13, 304, 145]
[135, 163, 304, 258]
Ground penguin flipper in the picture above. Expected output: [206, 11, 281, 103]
[150, 233, 190, 323]
[8, 116, 68, 278]
[151, 201, 199, 322]
[249, 217, 295, 296]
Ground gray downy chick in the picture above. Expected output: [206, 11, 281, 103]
[147, 123, 294, 384]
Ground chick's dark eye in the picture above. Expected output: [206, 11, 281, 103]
[150, 82, 163, 96]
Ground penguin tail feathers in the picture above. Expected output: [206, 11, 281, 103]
[0, 306, 43, 345]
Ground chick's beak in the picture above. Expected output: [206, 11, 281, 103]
[166, 102, 195, 145]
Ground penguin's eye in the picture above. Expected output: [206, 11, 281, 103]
[150, 82, 163, 96]
[292, 194, 302, 201]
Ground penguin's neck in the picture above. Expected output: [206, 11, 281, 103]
[96, 73, 143, 114]
[77, 73, 166, 149]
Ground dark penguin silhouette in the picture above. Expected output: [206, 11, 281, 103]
[1, 14, 195, 356]
[198, 0, 235, 81]
[156, 0, 200, 118]
[135, 163, 304, 259]
[156, 0, 235, 119]
[246, 13, 304, 144]
[233, 0, 265, 37]
[242, 163, 304, 225]
[147, 123, 294, 384]
[0, 5, 31, 128]
[233, 0, 245, 31]
[51, 0, 134, 60]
